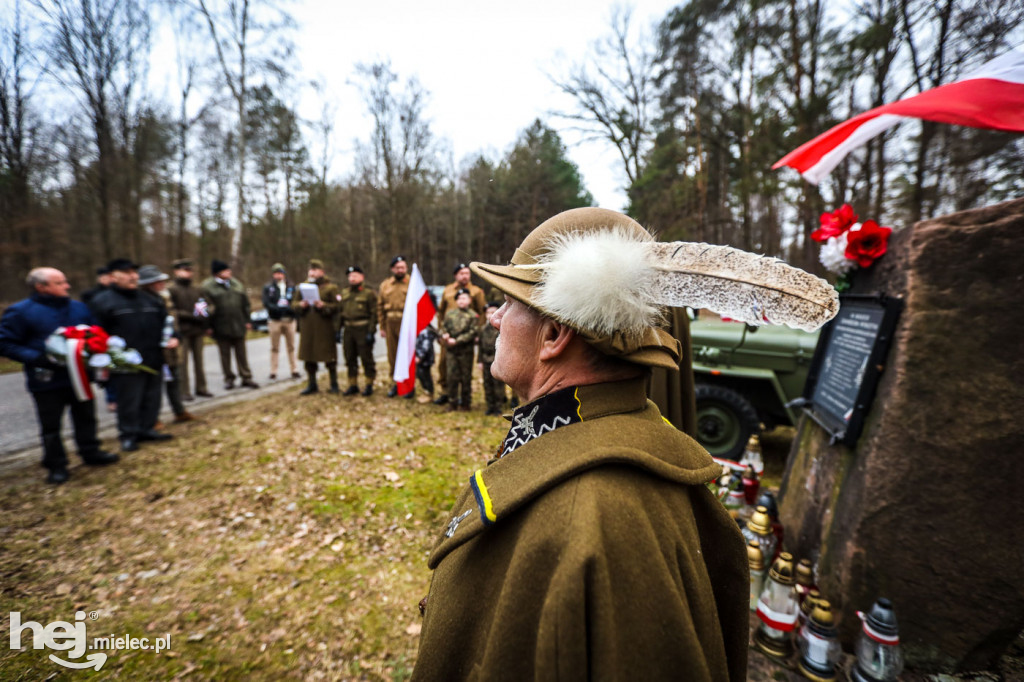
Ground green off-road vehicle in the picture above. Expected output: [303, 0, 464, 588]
[690, 317, 819, 460]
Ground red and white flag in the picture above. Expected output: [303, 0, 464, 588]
[774, 44, 1024, 184]
[393, 264, 436, 396]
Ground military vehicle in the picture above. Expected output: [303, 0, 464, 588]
[690, 317, 819, 460]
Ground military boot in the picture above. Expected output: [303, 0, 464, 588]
[300, 372, 319, 395]
[327, 367, 340, 394]
[343, 385, 359, 396]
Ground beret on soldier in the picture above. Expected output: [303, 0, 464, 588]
[453, 262, 470, 275]
[456, 288, 471, 298]
[211, 258, 230, 274]
[347, 266, 363, 274]
[308, 258, 325, 270]
[390, 255, 406, 267]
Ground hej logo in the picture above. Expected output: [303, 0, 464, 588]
[9, 611, 106, 670]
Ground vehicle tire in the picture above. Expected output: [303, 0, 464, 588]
[694, 384, 759, 462]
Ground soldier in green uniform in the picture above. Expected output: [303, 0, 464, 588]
[440, 288, 478, 412]
[477, 301, 505, 415]
[339, 265, 378, 396]
[412, 208, 750, 682]
[292, 259, 341, 395]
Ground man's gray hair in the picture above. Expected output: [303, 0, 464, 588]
[26, 268, 51, 291]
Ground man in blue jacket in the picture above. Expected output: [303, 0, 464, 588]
[0, 268, 118, 484]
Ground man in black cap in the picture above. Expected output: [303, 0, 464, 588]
[434, 263, 486, 405]
[377, 255, 409, 397]
[80, 266, 112, 307]
[168, 258, 211, 399]
[339, 265, 378, 396]
[200, 259, 257, 390]
[90, 258, 174, 452]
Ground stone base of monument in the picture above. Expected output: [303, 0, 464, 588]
[778, 197, 1024, 672]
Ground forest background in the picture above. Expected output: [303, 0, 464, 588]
[1, 0, 1022, 294]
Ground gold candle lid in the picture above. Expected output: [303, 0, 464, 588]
[796, 558, 815, 587]
[747, 540, 764, 570]
[809, 598, 835, 627]
[747, 506, 773, 535]
[768, 552, 796, 584]
[801, 588, 821, 617]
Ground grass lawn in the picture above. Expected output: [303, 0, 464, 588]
[0, 371, 802, 681]
[0, 356, 21, 375]
[0, 381, 506, 680]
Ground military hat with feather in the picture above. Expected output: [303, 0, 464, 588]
[470, 207, 839, 370]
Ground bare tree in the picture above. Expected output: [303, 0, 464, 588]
[195, 0, 294, 270]
[549, 6, 658, 191]
[34, 0, 151, 259]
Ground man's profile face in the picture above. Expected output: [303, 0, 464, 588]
[391, 261, 408, 278]
[38, 270, 71, 298]
[97, 273, 113, 286]
[489, 296, 541, 395]
[348, 271, 364, 286]
[454, 268, 471, 286]
[272, 271, 285, 282]
[111, 268, 138, 290]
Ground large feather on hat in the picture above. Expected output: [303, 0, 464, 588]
[529, 228, 839, 337]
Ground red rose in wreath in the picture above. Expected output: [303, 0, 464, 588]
[844, 219, 892, 268]
[85, 328, 110, 354]
[811, 203, 858, 243]
[62, 327, 86, 340]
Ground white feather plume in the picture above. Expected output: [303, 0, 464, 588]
[527, 229, 839, 336]
[647, 241, 839, 332]
[533, 227, 661, 338]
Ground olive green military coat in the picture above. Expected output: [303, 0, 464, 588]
[291, 277, 340, 363]
[412, 377, 749, 682]
[199, 276, 250, 340]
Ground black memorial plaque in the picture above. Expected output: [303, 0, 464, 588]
[801, 294, 903, 446]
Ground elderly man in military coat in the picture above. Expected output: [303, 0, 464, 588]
[411, 208, 750, 682]
[292, 259, 341, 394]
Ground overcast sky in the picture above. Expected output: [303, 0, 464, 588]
[288, 0, 680, 211]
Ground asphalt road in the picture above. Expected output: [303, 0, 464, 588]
[0, 335, 388, 472]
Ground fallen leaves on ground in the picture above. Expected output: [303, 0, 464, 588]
[0, 371, 509, 681]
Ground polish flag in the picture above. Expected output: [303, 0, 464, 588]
[774, 44, 1024, 184]
[393, 264, 436, 396]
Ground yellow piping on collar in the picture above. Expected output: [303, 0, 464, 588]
[573, 387, 583, 421]
[473, 469, 497, 524]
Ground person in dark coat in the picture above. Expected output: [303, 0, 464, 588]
[80, 265, 112, 306]
[412, 208, 750, 682]
[291, 259, 340, 394]
[168, 259, 211, 399]
[0, 268, 119, 484]
[200, 259, 257, 390]
[90, 258, 175, 452]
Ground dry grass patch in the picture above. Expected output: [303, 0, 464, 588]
[0, 385, 508, 680]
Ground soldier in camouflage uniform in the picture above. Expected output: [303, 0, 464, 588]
[339, 266, 378, 396]
[478, 301, 506, 416]
[440, 288, 479, 412]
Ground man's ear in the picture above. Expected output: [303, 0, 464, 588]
[538, 318, 575, 361]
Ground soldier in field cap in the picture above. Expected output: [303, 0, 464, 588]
[292, 258, 340, 394]
[412, 208, 753, 682]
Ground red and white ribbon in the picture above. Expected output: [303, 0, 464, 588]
[66, 338, 94, 402]
[757, 600, 798, 632]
